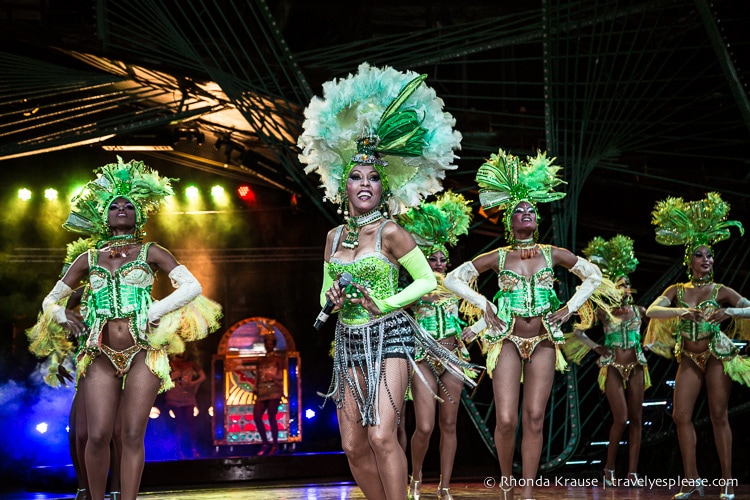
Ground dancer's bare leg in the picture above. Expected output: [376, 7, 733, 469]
[436, 368, 464, 489]
[82, 357, 121, 500]
[625, 368, 644, 475]
[409, 361, 439, 485]
[118, 351, 161, 500]
[705, 357, 733, 494]
[603, 367, 627, 472]
[671, 360, 703, 480]
[518, 343, 555, 499]
[491, 343, 523, 494]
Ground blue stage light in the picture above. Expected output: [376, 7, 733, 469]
[305, 408, 316, 419]
[35, 422, 48, 434]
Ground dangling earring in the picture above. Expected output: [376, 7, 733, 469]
[379, 198, 389, 218]
[338, 196, 350, 221]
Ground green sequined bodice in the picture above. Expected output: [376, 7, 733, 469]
[675, 283, 722, 341]
[494, 244, 560, 318]
[328, 221, 400, 326]
[602, 306, 643, 349]
[84, 242, 154, 350]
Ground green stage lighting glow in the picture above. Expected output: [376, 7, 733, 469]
[18, 188, 32, 201]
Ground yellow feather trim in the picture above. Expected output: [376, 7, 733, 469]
[643, 317, 677, 359]
[561, 332, 592, 365]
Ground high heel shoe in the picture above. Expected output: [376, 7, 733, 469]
[74, 489, 87, 500]
[603, 468, 615, 487]
[720, 484, 735, 500]
[672, 478, 705, 499]
[500, 484, 513, 500]
[408, 475, 421, 500]
[109, 492, 121, 500]
[437, 486, 454, 500]
[628, 472, 641, 487]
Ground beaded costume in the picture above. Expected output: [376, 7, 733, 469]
[562, 234, 649, 391]
[646, 284, 742, 376]
[322, 220, 476, 426]
[643, 192, 750, 386]
[484, 244, 566, 374]
[413, 276, 470, 367]
[26, 158, 223, 392]
[597, 307, 650, 389]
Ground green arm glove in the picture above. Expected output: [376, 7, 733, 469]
[373, 247, 437, 314]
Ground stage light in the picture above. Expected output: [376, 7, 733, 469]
[44, 188, 58, 201]
[149, 407, 161, 419]
[185, 185, 200, 201]
[194, 406, 200, 417]
[18, 188, 32, 201]
[35, 422, 48, 434]
[305, 409, 316, 420]
[168, 410, 176, 419]
[208, 406, 214, 417]
[237, 184, 256, 205]
[211, 185, 226, 199]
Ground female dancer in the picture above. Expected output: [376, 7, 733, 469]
[298, 63, 474, 500]
[645, 193, 750, 500]
[27, 158, 222, 500]
[399, 192, 475, 499]
[564, 235, 649, 486]
[445, 149, 606, 500]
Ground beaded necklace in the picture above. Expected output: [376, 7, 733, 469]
[513, 237, 538, 260]
[342, 209, 384, 249]
[98, 234, 141, 258]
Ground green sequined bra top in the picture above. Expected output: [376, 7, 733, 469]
[328, 220, 400, 326]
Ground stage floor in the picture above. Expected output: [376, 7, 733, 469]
[3, 481, 747, 500]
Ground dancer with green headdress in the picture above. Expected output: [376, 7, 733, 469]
[644, 192, 750, 500]
[563, 234, 649, 487]
[26, 157, 222, 500]
[444, 148, 608, 500]
[299, 63, 476, 500]
[398, 191, 477, 499]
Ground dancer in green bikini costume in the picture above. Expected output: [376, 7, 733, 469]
[444, 149, 608, 500]
[645, 192, 750, 500]
[27, 158, 222, 500]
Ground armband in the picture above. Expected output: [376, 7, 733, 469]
[566, 257, 602, 313]
[147, 265, 202, 323]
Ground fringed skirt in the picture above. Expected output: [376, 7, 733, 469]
[322, 309, 479, 427]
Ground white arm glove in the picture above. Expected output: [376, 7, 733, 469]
[469, 317, 487, 334]
[444, 261, 497, 315]
[147, 265, 202, 323]
[566, 257, 602, 313]
[726, 297, 750, 318]
[645, 295, 688, 318]
[42, 280, 74, 324]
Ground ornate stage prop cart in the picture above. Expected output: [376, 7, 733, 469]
[212, 317, 302, 450]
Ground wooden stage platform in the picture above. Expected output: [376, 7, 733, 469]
[3, 449, 746, 499]
[3, 480, 748, 500]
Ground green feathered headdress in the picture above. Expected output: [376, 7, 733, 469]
[582, 234, 638, 282]
[62, 157, 176, 241]
[398, 191, 473, 259]
[651, 192, 744, 277]
[298, 62, 462, 215]
[475, 148, 566, 242]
